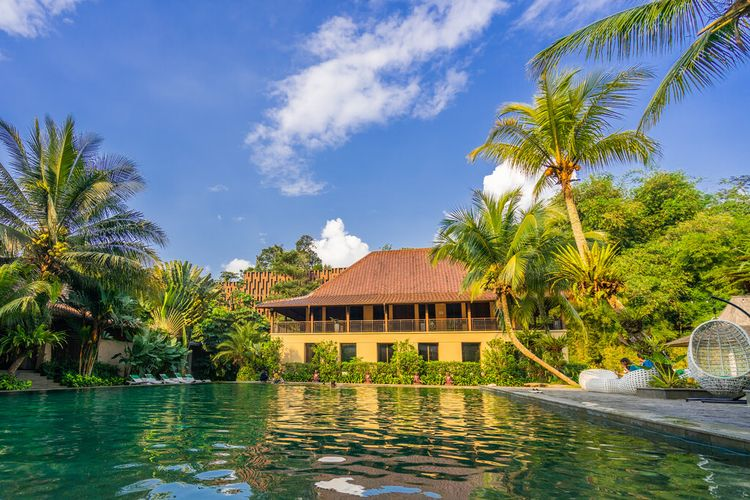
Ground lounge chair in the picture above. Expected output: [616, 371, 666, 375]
[688, 319, 750, 398]
[143, 374, 163, 384]
[579, 368, 655, 394]
[159, 373, 180, 384]
[184, 374, 210, 384]
[128, 374, 147, 385]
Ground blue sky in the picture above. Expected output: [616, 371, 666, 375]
[1, 0, 748, 274]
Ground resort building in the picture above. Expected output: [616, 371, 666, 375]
[258, 248, 564, 363]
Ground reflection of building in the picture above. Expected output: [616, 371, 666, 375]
[258, 249, 565, 363]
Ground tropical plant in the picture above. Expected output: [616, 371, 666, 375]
[148, 261, 218, 346]
[311, 341, 339, 382]
[0, 324, 65, 375]
[390, 340, 425, 383]
[529, 0, 750, 129]
[432, 189, 577, 385]
[212, 321, 270, 367]
[0, 374, 32, 390]
[115, 329, 188, 375]
[0, 116, 166, 282]
[552, 242, 624, 309]
[469, 68, 659, 259]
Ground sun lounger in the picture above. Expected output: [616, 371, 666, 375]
[159, 373, 180, 384]
[128, 374, 147, 385]
[184, 374, 210, 384]
[143, 374, 163, 384]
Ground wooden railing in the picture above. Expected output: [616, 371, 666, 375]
[272, 318, 500, 334]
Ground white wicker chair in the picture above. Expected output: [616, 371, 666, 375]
[688, 319, 750, 398]
[578, 368, 655, 394]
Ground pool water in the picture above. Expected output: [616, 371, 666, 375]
[1, 384, 749, 498]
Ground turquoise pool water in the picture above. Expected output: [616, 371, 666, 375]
[1, 384, 749, 498]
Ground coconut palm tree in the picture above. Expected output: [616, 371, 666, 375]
[529, 0, 750, 129]
[432, 189, 577, 386]
[469, 68, 659, 260]
[0, 116, 166, 281]
[213, 322, 270, 368]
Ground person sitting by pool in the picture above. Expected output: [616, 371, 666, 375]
[412, 373, 422, 385]
[364, 372, 372, 384]
[620, 358, 637, 373]
[272, 372, 285, 384]
[444, 373, 454, 386]
[637, 352, 655, 369]
[312, 370, 320, 383]
[259, 369, 269, 383]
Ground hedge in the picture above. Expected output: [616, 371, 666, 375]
[60, 373, 125, 388]
[0, 374, 32, 391]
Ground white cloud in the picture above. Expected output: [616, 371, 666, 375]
[516, 0, 630, 32]
[246, 0, 508, 196]
[0, 0, 83, 37]
[482, 160, 552, 209]
[232, 216, 245, 223]
[222, 258, 252, 274]
[313, 218, 369, 267]
[208, 184, 229, 192]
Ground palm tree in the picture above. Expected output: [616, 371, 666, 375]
[432, 189, 577, 386]
[0, 116, 166, 281]
[552, 242, 625, 309]
[213, 322, 270, 368]
[0, 262, 65, 374]
[469, 68, 659, 260]
[149, 261, 218, 347]
[529, 0, 750, 129]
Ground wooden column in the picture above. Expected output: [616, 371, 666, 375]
[467, 302, 472, 331]
[384, 304, 389, 332]
[306, 305, 311, 332]
[346, 306, 350, 333]
[425, 306, 429, 332]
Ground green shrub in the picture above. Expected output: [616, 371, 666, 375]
[115, 330, 188, 375]
[561, 362, 588, 382]
[0, 374, 32, 390]
[92, 362, 120, 378]
[283, 363, 316, 382]
[390, 340, 424, 383]
[482, 338, 528, 386]
[236, 365, 256, 381]
[311, 341, 339, 382]
[422, 362, 483, 385]
[60, 372, 125, 387]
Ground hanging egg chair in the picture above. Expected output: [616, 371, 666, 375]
[688, 319, 750, 398]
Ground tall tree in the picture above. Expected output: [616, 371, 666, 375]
[529, 0, 750, 129]
[0, 117, 166, 281]
[469, 68, 659, 259]
[432, 189, 577, 386]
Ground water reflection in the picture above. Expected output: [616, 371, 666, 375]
[0, 384, 749, 498]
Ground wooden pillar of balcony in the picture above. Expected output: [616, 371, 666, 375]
[306, 305, 311, 333]
[346, 306, 350, 333]
[322, 306, 327, 322]
[384, 304, 389, 332]
[466, 302, 472, 331]
[270, 311, 275, 333]
[425, 306, 429, 332]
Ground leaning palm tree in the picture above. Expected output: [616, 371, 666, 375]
[432, 189, 577, 386]
[529, 0, 750, 129]
[469, 68, 659, 260]
[0, 116, 166, 282]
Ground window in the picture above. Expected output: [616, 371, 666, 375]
[418, 343, 439, 362]
[462, 343, 481, 362]
[377, 343, 394, 362]
[304, 343, 317, 363]
[340, 343, 357, 362]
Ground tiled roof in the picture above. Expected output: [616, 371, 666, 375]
[258, 248, 496, 308]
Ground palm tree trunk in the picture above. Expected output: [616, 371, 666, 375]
[499, 295, 577, 386]
[561, 179, 588, 260]
[8, 355, 26, 376]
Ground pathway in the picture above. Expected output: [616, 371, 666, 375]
[13, 370, 65, 390]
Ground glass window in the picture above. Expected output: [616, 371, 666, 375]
[377, 343, 394, 362]
[304, 343, 316, 363]
[340, 343, 357, 362]
[418, 343, 439, 362]
[462, 343, 481, 362]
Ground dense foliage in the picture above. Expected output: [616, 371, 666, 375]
[60, 373, 125, 388]
[0, 374, 32, 390]
[115, 330, 189, 376]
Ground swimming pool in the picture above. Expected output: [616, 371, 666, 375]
[1, 384, 748, 498]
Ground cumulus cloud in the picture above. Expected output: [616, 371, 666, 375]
[313, 218, 369, 267]
[208, 184, 229, 192]
[0, 0, 83, 37]
[222, 258, 252, 274]
[246, 0, 508, 196]
[482, 161, 553, 209]
[516, 0, 629, 32]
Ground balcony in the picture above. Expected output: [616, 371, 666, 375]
[271, 317, 500, 334]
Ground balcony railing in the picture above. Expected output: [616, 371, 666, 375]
[272, 317, 500, 334]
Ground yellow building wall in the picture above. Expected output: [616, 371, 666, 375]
[275, 331, 504, 363]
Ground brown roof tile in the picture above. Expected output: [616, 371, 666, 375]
[258, 248, 495, 308]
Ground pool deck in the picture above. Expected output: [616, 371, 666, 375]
[486, 386, 750, 454]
